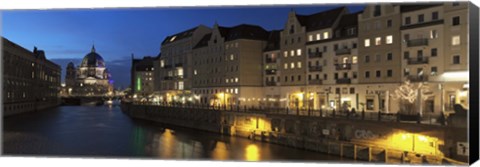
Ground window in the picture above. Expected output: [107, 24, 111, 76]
[290, 62, 295, 68]
[289, 25, 295, 34]
[298, 75, 301, 81]
[452, 16, 460, 26]
[432, 12, 439, 20]
[376, 70, 381, 78]
[284, 76, 288, 82]
[235, 77, 238, 82]
[364, 39, 371, 47]
[350, 87, 355, 94]
[334, 73, 338, 79]
[323, 32, 329, 39]
[290, 50, 295, 56]
[375, 37, 381, 45]
[352, 56, 358, 64]
[226, 79, 229, 83]
[365, 71, 370, 78]
[160, 60, 165, 67]
[365, 55, 370, 63]
[334, 44, 339, 51]
[297, 49, 302, 56]
[386, 35, 393, 44]
[316, 34, 321, 40]
[308, 75, 312, 80]
[387, 53, 393, 60]
[452, 35, 461, 46]
[234, 88, 238, 94]
[324, 74, 327, 80]
[308, 35, 313, 41]
[430, 30, 438, 39]
[387, 19, 392, 27]
[291, 76, 294, 81]
[431, 48, 438, 57]
[230, 54, 234, 60]
[353, 72, 357, 79]
[404, 68, 410, 76]
[405, 17, 411, 25]
[178, 81, 184, 90]
[453, 55, 460, 64]
[297, 61, 302, 68]
[404, 51, 410, 59]
[374, 5, 381, 17]
[387, 70, 393, 77]
[431, 67, 437, 76]
[284, 63, 288, 69]
[418, 14, 424, 23]
[194, 70, 198, 75]
[323, 46, 327, 52]
[284, 51, 288, 57]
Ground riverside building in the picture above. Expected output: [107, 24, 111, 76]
[2, 37, 61, 116]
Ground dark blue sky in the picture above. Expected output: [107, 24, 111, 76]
[2, 5, 365, 88]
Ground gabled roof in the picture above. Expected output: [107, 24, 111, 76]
[263, 30, 281, 52]
[161, 26, 198, 45]
[400, 3, 443, 13]
[193, 33, 212, 49]
[296, 6, 346, 32]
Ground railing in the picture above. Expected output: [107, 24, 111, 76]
[407, 57, 429, 65]
[308, 79, 323, 85]
[406, 38, 429, 47]
[335, 63, 352, 70]
[174, 63, 183, 67]
[336, 78, 351, 84]
[335, 48, 351, 55]
[308, 52, 322, 58]
[265, 58, 277, 64]
[128, 101, 447, 126]
[265, 69, 277, 75]
[265, 81, 277, 86]
[308, 66, 323, 72]
[164, 76, 183, 80]
[407, 75, 429, 82]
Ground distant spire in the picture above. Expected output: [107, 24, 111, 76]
[91, 44, 96, 53]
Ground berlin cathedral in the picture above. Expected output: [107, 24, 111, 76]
[64, 45, 113, 96]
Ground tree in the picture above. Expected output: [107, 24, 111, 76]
[390, 80, 434, 116]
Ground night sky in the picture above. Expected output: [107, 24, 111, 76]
[1, 4, 365, 89]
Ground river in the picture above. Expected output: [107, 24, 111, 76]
[3, 105, 347, 162]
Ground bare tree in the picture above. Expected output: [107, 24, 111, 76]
[390, 80, 434, 115]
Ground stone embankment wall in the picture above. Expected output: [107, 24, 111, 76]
[122, 103, 467, 165]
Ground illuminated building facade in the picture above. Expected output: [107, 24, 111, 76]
[65, 45, 113, 96]
[2, 37, 61, 116]
[131, 55, 157, 102]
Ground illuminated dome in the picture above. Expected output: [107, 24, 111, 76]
[80, 45, 105, 67]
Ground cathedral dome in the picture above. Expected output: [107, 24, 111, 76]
[80, 45, 105, 68]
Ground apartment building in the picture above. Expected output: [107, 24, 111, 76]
[131, 55, 157, 101]
[192, 23, 269, 107]
[2, 37, 61, 116]
[264, 7, 347, 109]
[155, 25, 211, 102]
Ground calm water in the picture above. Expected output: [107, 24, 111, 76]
[3, 105, 345, 162]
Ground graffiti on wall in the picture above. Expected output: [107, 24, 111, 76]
[354, 129, 379, 139]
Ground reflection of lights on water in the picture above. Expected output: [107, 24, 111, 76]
[245, 144, 260, 161]
[212, 141, 229, 160]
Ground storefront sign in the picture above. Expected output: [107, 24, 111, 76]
[366, 90, 386, 95]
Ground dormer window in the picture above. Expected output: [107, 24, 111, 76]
[374, 5, 381, 17]
[170, 36, 177, 42]
[289, 25, 295, 34]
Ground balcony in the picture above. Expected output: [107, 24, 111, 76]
[308, 52, 322, 58]
[308, 66, 323, 72]
[406, 38, 429, 47]
[164, 76, 183, 80]
[266, 81, 277, 86]
[336, 78, 351, 84]
[308, 79, 323, 85]
[407, 75, 429, 82]
[335, 48, 351, 55]
[407, 57, 429, 65]
[265, 58, 277, 64]
[265, 69, 277, 75]
[174, 63, 183, 67]
[335, 63, 352, 70]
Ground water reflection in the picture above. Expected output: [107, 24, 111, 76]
[4, 105, 342, 162]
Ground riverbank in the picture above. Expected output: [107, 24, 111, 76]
[121, 102, 468, 165]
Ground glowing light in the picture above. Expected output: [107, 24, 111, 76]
[418, 135, 428, 142]
[459, 90, 468, 97]
[245, 144, 260, 161]
[440, 71, 469, 82]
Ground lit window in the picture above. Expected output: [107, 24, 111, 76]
[352, 56, 358, 64]
[290, 50, 295, 56]
[290, 62, 295, 69]
[284, 63, 288, 69]
[308, 35, 313, 41]
[234, 88, 238, 94]
[323, 32, 329, 39]
[226, 79, 229, 83]
[375, 37, 382, 45]
[386, 35, 393, 44]
[230, 54, 234, 60]
[170, 36, 177, 42]
[177, 68, 184, 76]
[194, 70, 197, 75]
[297, 61, 302, 68]
[296, 49, 302, 56]
[284, 51, 288, 57]
[316, 34, 321, 40]
[452, 35, 460, 46]
[235, 77, 238, 82]
[430, 30, 438, 39]
[178, 81, 184, 90]
[364, 39, 370, 47]
[160, 60, 165, 67]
